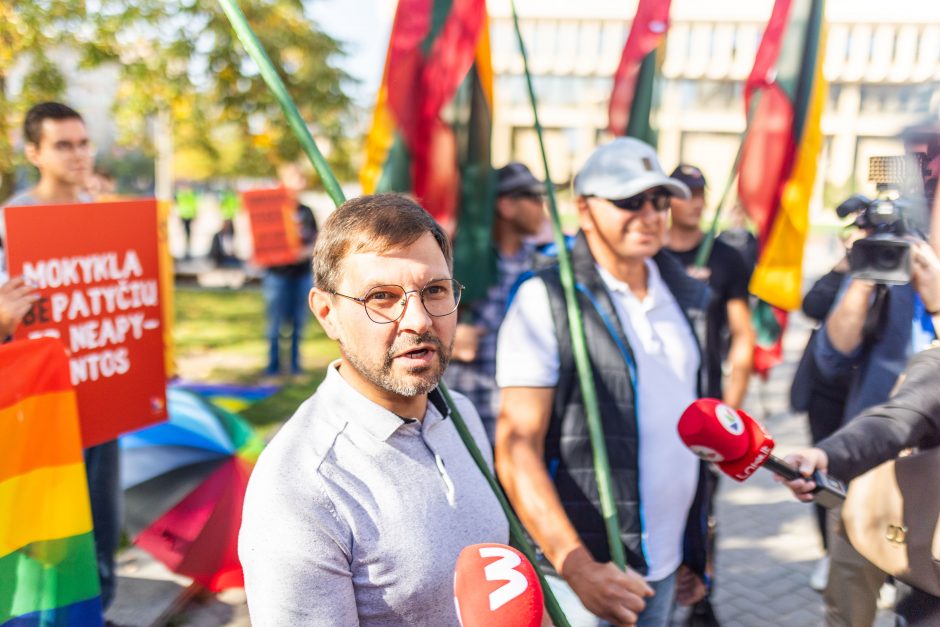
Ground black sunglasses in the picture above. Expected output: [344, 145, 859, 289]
[604, 189, 672, 212]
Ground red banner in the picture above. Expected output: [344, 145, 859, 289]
[4, 200, 168, 447]
[241, 187, 301, 268]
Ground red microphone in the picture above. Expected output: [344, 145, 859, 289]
[678, 399, 846, 507]
[454, 543, 544, 627]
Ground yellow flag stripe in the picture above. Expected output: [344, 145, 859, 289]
[475, 11, 493, 110]
[0, 463, 93, 557]
[749, 26, 828, 310]
[359, 56, 396, 195]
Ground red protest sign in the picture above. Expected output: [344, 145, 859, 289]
[5, 200, 168, 447]
[241, 187, 301, 267]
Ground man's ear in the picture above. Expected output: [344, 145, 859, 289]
[575, 196, 595, 233]
[24, 143, 40, 168]
[310, 288, 340, 340]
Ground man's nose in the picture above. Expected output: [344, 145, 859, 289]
[398, 291, 432, 332]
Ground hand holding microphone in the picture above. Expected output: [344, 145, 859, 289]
[779, 448, 832, 502]
[677, 399, 846, 508]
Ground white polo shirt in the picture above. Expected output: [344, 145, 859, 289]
[496, 259, 700, 581]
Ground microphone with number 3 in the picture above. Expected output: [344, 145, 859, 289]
[677, 398, 846, 508]
[454, 543, 544, 627]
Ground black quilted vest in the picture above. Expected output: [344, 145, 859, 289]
[536, 232, 712, 575]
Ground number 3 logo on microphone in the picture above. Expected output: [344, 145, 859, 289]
[478, 546, 529, 610]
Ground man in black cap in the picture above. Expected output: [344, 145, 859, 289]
[666, 164, 754, 410]
[444, 162, 546, 442]
[666, 164, 755, 627]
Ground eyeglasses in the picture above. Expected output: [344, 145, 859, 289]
[603, 189, 672, 212]
[50, 139, 96, 157]
[331, 278, 464, 324]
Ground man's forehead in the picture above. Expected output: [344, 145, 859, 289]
[339, 240, 448, 288]
[39, 118, 88, 142]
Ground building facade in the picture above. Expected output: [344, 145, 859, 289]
[488, 0, 940, 217]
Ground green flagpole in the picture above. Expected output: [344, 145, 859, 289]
[509, 0, 626, 570]
[217, 2, 570, 624]
[693, 90, 761, 269]
[693, 140, 744, 268]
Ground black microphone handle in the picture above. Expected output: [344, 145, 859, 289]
[763, 455, 846, 509]
[763, 455, 803, 481]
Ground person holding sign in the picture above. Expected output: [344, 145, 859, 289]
[239, 194, 508, 625]
[1, 102, 121, 612]
[261, 163, 318, 376]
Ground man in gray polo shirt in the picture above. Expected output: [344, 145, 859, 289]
[239, 193, 509, 625]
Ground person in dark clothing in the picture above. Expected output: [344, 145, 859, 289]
[782, 346, 940, 626]
[666, 164, 754, 408]
[209, 219, 241, 268]
[790, 261, 850, 590]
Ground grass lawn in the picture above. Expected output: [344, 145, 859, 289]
[172, 285, 339, 434]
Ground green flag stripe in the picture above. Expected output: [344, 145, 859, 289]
[625, 49, 658, 146]
[423, 0, 456, 53]
[452, 65, 496, 304]
[0, 532, 100, 623]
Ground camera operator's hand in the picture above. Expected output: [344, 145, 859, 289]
[776, 448, 829, 502]
[912, 240, 940, 314]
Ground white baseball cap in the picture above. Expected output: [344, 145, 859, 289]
[573, 137, 691, 201]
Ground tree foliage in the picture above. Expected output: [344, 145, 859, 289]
[2, 0, 355, 197]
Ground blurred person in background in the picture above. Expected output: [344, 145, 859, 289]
[444, 162, 547, 443]
[262, 162, 318, 377]
[782, 340, 940, 626]
[1, 102, 121, 614]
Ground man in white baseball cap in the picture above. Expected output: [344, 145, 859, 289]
[495, 137, 712, 626]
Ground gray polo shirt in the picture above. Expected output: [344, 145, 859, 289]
[239, 362, 509, 626]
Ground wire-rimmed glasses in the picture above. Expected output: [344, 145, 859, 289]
[331, 278, 464, 324]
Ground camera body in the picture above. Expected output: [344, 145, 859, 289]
[836, 155, 928, 285]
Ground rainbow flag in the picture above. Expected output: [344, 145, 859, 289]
[737, 0, 826, 374]
[608, 0, 672, 143]
[360, 0, 496, 303]
[0, 339, 102, 626]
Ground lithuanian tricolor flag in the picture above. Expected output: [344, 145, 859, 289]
[608, 0, 671, 144]
[739, 0, 827, 311]
[0, 339, 102, 626]
[738, 0, 826, 374]
[361, 0, 496, 303]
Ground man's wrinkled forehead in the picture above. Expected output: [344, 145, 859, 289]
[337, 235, 449, 288]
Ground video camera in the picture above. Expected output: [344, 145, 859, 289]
[836, 154, 931, 285]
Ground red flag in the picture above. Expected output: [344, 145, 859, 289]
[385, 0, 487, 225]
[608, 0, 671, 137]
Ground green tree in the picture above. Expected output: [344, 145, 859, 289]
[85, 0, 355, 183]
[0, 2, 85, 201]
[1, 1, 354, 199]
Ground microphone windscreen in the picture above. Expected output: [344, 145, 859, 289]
[454, 543, 544, 627]
[678, 398, 751, 462]
[715, 410, 776, 481]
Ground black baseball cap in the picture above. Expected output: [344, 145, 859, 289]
[496, 162, 545, 196]
[670, 164, 707, 191]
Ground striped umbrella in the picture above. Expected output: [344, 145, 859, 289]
[120, 388, 264, 591]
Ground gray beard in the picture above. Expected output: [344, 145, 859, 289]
[341, 332, 452, 398]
